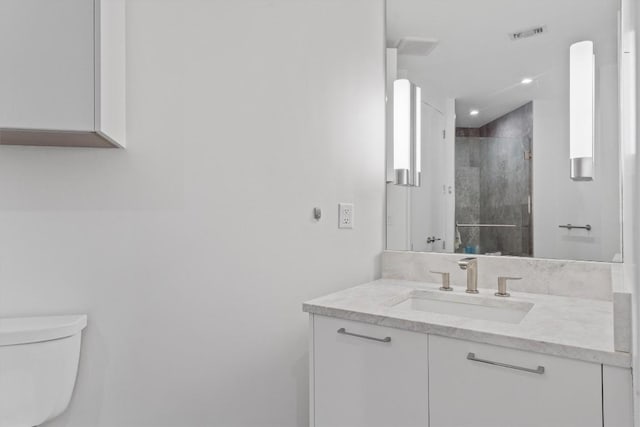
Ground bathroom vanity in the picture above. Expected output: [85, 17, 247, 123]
[303, 254, 633, 427]
[308, 0, 637, 424]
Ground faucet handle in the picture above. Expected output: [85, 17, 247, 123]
[430, 271, 452, 291]
[496, 276, 522, 297]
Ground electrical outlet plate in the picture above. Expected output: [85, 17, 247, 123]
[339, 203, 354, 229]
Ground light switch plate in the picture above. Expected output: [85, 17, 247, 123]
[339, 203, 354, 229]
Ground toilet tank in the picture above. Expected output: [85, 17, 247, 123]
[0, 315, 87, 427]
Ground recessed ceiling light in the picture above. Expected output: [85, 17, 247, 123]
[521, 77, 534, 84]
[469, 110, 479, 116]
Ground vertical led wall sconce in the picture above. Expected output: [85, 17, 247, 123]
[393, 79, 422, 186]
[569, 40, 595, 181]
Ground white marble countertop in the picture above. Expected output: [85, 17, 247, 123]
[303, 279, 631, 368]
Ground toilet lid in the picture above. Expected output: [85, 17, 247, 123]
[0, 315, 87, 346]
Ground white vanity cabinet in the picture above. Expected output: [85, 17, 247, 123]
[310, 316, 633, 427]
[428, 335, 602, 427]
[311, 315, 429, 427]
[0, 0, 125, 147]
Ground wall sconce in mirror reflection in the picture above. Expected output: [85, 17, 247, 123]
[569, 40, 595, 181]
[393, 79, 421, 186]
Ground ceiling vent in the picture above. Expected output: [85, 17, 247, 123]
[509, 25, 547, 41]
[396, 37, 439, 56]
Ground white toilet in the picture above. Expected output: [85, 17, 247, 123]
[0, 315, 87, 427]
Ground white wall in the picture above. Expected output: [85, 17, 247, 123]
[624, 0, 640, 421]
[0, 1, 386, 426]
[619, 0, 638, 421]
[386, 61, 456, 253]
[408, 71, 456, 254]
[410, 104, 448, 252]
[533, 62, 621, 262]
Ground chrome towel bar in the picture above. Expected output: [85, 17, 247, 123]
[456, 223, 518, 228]
[467, 352, 545, 375]
[559, 224, 592, 231]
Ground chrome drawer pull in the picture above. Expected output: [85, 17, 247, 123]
[467, 352, 545, 375]
[337, 328, 391, 343]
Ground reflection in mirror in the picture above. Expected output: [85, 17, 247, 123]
[385, 0, 622, 262]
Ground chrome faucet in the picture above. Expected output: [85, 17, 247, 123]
[458, 257, 478, 294]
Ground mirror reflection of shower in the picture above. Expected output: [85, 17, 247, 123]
[454, 102, 533, 257]
[385, 0, 622, 262]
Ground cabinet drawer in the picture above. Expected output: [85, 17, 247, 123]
[313, 315, 428, 427]
[429, 335, 602, 427]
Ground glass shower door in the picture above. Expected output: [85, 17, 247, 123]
[454, 136, 532, 257]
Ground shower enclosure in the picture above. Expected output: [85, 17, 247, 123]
[455, 135, 533, 257]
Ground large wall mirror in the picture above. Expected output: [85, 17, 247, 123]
[385, 0, 622, 262]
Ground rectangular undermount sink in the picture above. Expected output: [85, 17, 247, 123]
[391, 290, 534, 324]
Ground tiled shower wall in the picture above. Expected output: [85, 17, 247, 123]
[456, 102, 533, 256]
[455, 138, 481, 250]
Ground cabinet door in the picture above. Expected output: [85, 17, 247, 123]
[0, 0, 95, 131]
[313, 315, 428, 427]
[429, 335, 602, 427]
[603, 366, 633, 427]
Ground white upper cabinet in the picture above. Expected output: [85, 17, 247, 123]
[0, 0, 125, 148]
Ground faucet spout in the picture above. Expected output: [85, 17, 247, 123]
[458, 257, 478, 293]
